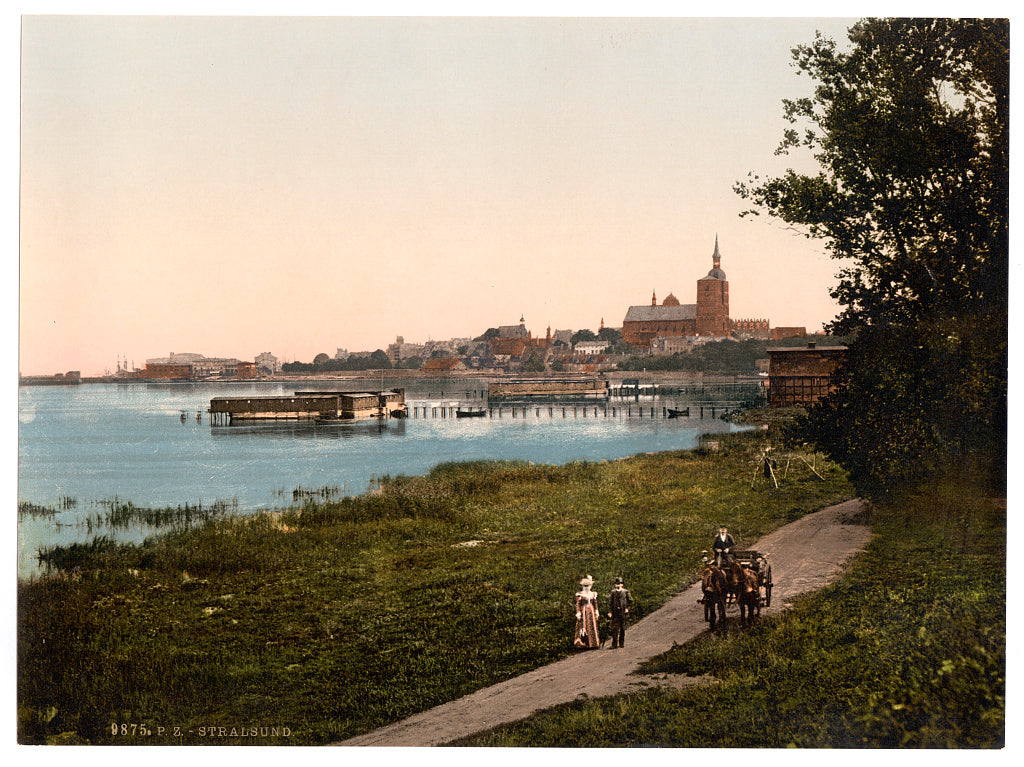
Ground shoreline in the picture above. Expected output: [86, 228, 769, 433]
[20, 370, 767, 387]
[18, 424, 760, 583]
[17, 432, 860, 745]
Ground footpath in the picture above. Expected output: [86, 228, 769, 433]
[336, 498, 873, 747]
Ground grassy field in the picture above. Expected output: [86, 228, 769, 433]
[455, 464, 1006, 747]
[17, 431, 852, 745]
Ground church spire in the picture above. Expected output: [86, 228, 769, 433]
[713, 234, 722, 270]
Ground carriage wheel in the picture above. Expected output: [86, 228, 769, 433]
[762, 565, 773, 607]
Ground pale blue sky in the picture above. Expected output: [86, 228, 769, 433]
[19, 13, 874, 374]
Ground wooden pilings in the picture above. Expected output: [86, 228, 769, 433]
[404, 402, 739, 420]
[204, 402, 741, 424]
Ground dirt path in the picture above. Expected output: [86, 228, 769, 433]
[335, 498, 872, 747]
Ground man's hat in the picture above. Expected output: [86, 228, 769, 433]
[614, 577, 623, 585]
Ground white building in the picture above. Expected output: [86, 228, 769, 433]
[255, 352, 280, 373]
[574, 340, 609, 355]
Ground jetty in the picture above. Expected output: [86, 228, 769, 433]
[208, 389, 407, 426]
[487, 377, 609, 403]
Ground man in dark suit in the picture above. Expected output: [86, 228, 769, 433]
[607, 577, 633, 649]
[713, 526, 736, 565]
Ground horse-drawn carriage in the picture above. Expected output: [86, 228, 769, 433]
[728, 550, 773, 608]
[700, 549, 773, 629]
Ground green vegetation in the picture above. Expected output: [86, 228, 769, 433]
[456, 464, 1005, 747]
[281, 349, 401, 373]
[451, 21, 1007, 746]
[737, 18, 1007, 501]
[18, 432, 851, 745]
[616, 336, 852, 374]
[17, 17, 1008, 750]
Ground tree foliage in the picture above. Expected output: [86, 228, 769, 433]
[475, 328, 501, 342]
[736, 18, 1007, 332]
[571, 329, 598, 344]
[281, 349, 394, 373]
[521, 352, 546, 373]
[736, 18, 1008, 498]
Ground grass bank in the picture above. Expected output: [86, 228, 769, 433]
[455, 465, 1006, 747]
[18, 431, 851, 745]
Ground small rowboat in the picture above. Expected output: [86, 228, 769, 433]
[456, 408, 487, 418]
[667, 407, 690, 418]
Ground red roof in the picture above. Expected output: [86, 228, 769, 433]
[421, 358, 465, 372]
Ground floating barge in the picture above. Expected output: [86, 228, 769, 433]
[208, 389, 407, 425]
[487, 377, 610, 403]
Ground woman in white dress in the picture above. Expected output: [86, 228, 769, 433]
[573, 575, 600, 649]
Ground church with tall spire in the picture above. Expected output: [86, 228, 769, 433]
[696, 235, 730, 336]
[621, 236, 736, 348]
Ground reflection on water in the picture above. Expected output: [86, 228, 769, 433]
[210, 419, 407, 440]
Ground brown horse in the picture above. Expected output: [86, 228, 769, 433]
[701, 562, 728, 630]
[737, 566, 761, 627]
[724, 561, 746, 605]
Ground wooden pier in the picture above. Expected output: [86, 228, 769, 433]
[487, 377, 610, 402]
[406, 401, 743, 421]
[208, 389, 407, 426]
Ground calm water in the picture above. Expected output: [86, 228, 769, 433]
[18, 379, 748, 578]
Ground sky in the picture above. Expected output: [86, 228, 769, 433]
[18, 13, 872, 376]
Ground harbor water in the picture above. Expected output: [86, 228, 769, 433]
[17, 379, 753, 579]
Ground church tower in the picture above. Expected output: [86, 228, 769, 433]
[695, 235, 730, 336]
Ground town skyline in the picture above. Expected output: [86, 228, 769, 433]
[31, 235, 825, 378]
[19, 16, 858, 377]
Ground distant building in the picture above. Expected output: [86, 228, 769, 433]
[767, 342, 848, 406]
[732, 318, 770, 338]
[141, 353, 243, 379]
[552, 329, 574, 345]
[386, 336, 426, 363]
[695, 239, 730, 336]
[651, 336, 705, 354]
[142, 362, 193, 379]
[574, 340, 609, 355]
[490, 337, 529, 356]
[489, 319, 552, 357]
[236, 362, 260, 379]
[622, 237, 732, 347]
[497, 316, 531, 339]
[146, 352, 205, 365]
[255, 352, 279, 373]
[622, 295, 697, 348]
[771, 327, 808, 341]
[191, 357, 242, 378]
[19, 370, 82, 385]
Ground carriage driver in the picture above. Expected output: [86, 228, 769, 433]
[713, 526, 736, 566]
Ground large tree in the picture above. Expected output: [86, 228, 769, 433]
[736, 18, 1008, 498]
